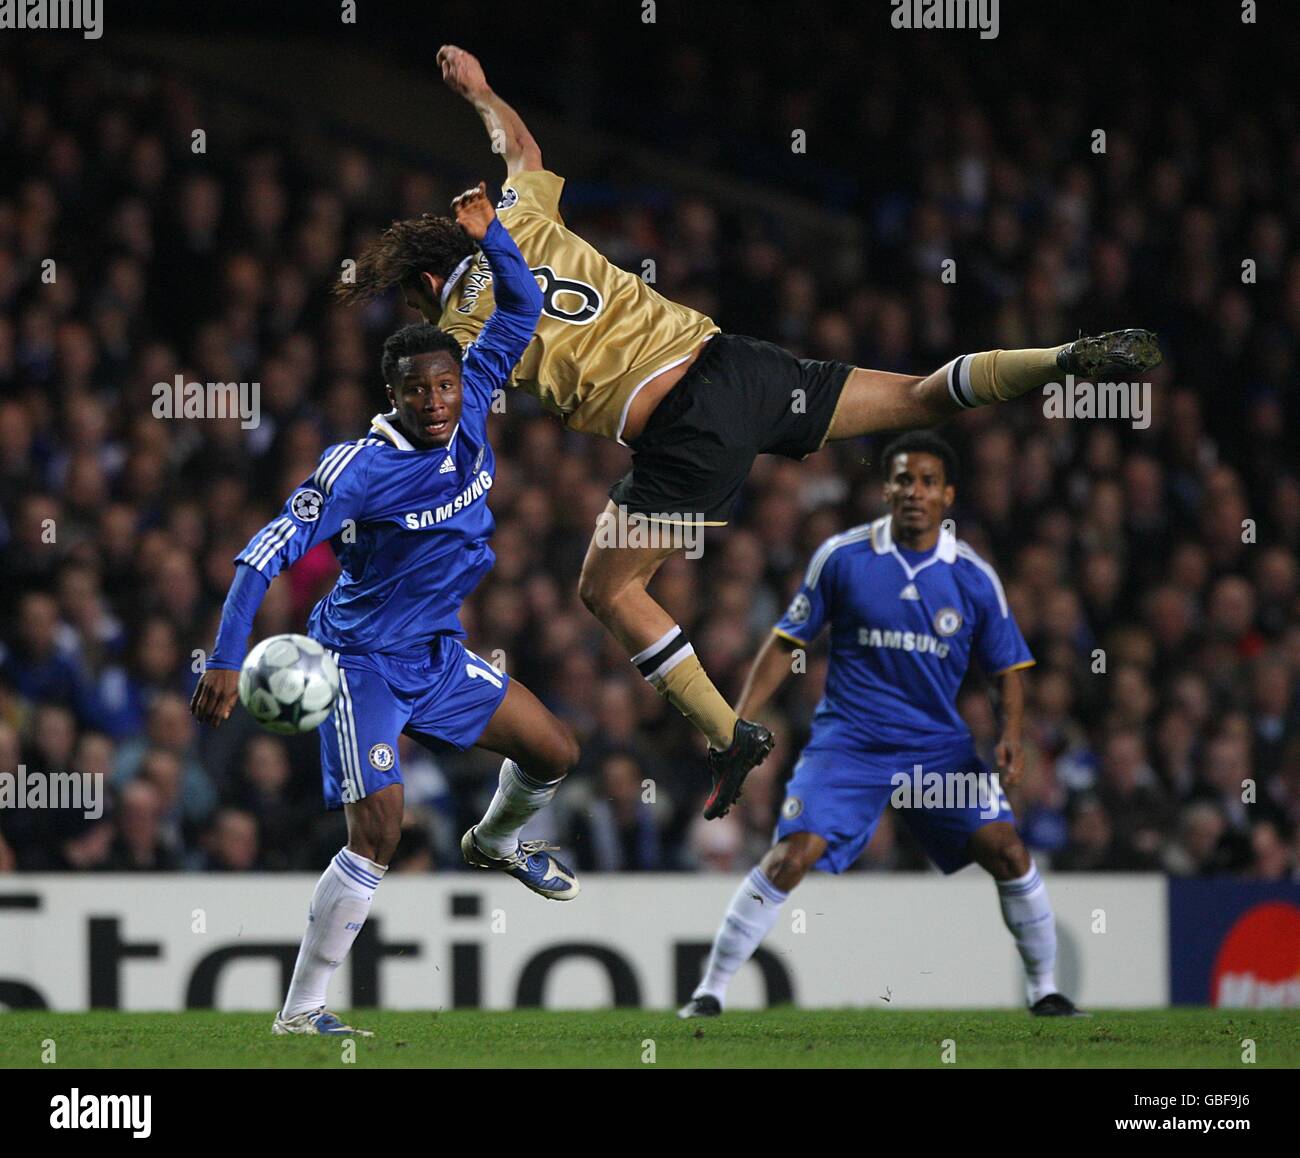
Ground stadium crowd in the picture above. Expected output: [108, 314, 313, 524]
[0, 29, 1297, 880]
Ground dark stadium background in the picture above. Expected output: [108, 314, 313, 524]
[1, 0, 1296, 882]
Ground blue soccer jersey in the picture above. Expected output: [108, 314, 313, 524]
[247, 406, 498, 654]
[208, 216, 543, 669]
[773, 515, 1034, 758]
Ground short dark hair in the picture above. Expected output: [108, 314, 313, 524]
[336, 213, 476, 305]
[381, 323, 463, 386]
[880, 431, 958, 486]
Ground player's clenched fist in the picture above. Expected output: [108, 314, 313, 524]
[438, 44, 490, 100]
[190, 668, 240, 728]
[452, 181, 496, 240]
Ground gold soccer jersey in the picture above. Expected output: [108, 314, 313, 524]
[436, 169, 719, 443]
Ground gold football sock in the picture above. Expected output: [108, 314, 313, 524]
[631, 626, 738, 750]
[946, 346, 1066, 407]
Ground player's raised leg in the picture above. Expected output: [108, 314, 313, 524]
[967, 821, 1087, 1017]
[461, 674, 582, 900]
[824, 329, 1162, 439]
[679, 830, 825, 1018]
[578, 504, 774, 820]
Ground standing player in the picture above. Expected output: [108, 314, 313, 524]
[679, 432, 1084, 1018]
[339, 44, 1161, 820]
[191, 187, 581, 1038]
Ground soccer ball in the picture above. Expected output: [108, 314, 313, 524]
[238, 634, 340, 735]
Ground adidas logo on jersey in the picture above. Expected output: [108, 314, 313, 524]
[439, 456, 457, 474]
[899, 583, 920, 600]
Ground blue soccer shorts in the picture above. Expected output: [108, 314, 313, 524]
[318, 635, 509, 809]
[774, 742, 1013, 874]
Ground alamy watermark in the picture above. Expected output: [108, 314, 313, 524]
[890, 764, 1006, 820]
[152, 376, 261, 429]
[0, 0, 102, 39]
[0, 767, 103, 819]
[49, 1089, 151, 1138]
[593, 507, 705, 560]
[890, 0, 999, 39]
[1043, 373, 1151, 430]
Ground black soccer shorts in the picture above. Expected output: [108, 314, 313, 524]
[608, 333, 853, 526]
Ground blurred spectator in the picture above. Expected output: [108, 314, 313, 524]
[194, 807, 262, 872]
[223, 734, 311, 871]
[568, 752, 664, 871]
[1163, 802, 1229, 877]
[1095, 730, 1172, 869]
[109, 778, 179, 870]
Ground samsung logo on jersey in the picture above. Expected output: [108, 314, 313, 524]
[857, 627, 950, 658]
[403, 470, 494, 528]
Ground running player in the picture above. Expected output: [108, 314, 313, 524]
[191, 187, 580, 1038]
[679, 432, 1085, 1018]
[339, 44, 1161, 821]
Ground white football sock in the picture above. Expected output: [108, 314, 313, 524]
[281, 848, 388, 1018]
[693, 866, 789, 1005]
[474, 759, 562, 858]
[996, 860, 1058, 1005]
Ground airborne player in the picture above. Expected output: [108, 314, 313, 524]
[340, 45, 1162, 821]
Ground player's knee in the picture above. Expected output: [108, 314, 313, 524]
[375, 829, 402, 867]
[577, 566, 615, 621]
[521, 720, 580, 782]
[981, 837, 1030, 881]
[761, 842, 813, 892]
[349, 821, 401, 867]
[346, 786, 404, 865]
[548, 722, 581, 779]
[765, 864, 802, 893]
[765, 859, 807, 893]
[909, 372, 945, 422]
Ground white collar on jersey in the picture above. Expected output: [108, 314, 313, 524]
[370, 411, 415, 451]
[440, 254, 476, 310]
[370, 410, 460, 455]
[871, 515, 957, 578]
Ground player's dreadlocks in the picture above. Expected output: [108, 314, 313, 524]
[336, 214, 476, 305]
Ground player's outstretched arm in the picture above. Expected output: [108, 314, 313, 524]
[736, 632, 800, 721]
[453, 182, 543, 395]
[191, 563, 269, 727]
[191, 446, 374, 727]
[438, 44, 542, 176]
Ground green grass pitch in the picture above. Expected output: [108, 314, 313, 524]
[2, 1009, 1296, 1068]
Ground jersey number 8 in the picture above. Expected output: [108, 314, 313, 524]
[531, 266, 602, 325]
